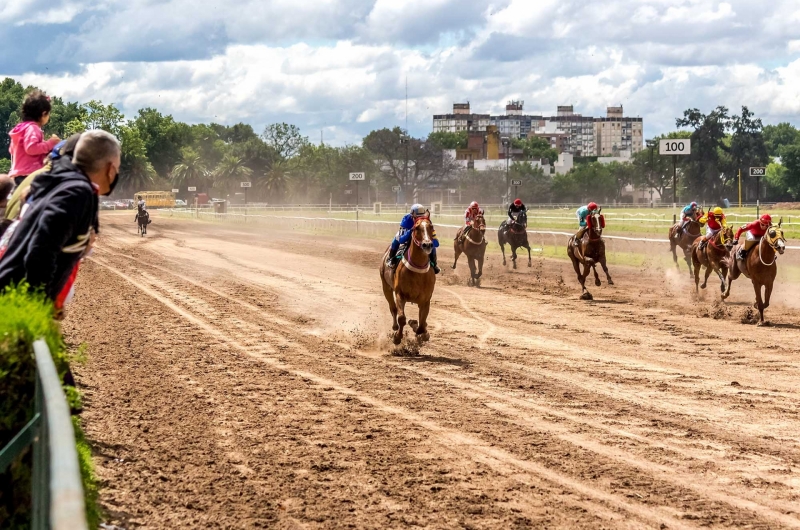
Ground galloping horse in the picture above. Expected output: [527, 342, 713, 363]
[498, 211, 532, 269]
[135, 208, 150, 236]
[723, 220, 786, 325]
[380, 216, 437, 344]
[567, 210, 613, 300]
[452, 212, 486, 286]
[691, 226, 734, 295]
[669, 208, 704, 276]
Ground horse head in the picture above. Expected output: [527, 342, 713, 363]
[589, 209, 604, 238]
[413, 217, 434, 255]
[767, 218, 786, 255]
[473, 213, 487, 234]
[721, 226, 735, 251]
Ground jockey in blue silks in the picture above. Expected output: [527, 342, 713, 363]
[386, 204, 440, 274]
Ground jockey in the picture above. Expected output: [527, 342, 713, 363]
[460, 201, 485, 244]
[386, 204, 440, 274]
[574, 201, 599, 245]
[674, 202, 700, 238]
[733, 214, 771, 261]
[137, 195, 146, 211]
[698, 207, 727, 251]
[507, 198, 526, 222]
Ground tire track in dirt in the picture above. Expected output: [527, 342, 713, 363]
[90, 246, 800, 528]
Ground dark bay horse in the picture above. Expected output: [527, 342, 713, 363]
[452, 213, 486, 286]
[723, 220, 786, 325]
[691, 226, 734, 296]
[567, 210, 613, 300]
[669, 209, 704, 276]
[380, 216, 437, 344]
[498, 211, 531, 269]
[135, 208, 150, 236]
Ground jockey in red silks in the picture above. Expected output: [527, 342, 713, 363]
[460, 201, 485, 244]
[733, 214, 771, 261]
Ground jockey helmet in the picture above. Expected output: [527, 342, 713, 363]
[691, 201, 698, 208]
[410, 204, 426, 218]
[400, 214, 415, 229]
[587, 201, 598, 211]
[469, 201, 479, 210]
[712, 207, 723, 216]
[760, 214, 772, 225]
[513, 199, 522, 207]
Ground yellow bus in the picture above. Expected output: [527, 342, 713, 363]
[134, 191, 176, 208]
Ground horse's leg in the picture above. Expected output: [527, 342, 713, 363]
[499, 235, 507, 266]
[701, 263, 712, 290]
[580, 262, 592, 298]
[592, 264, 601, 286]
[381, 281, 398, 331]
[764, 281, 773, 311]
[452, 241, 462, 269]
[511, 245, 518, 269]
[671, 240, 679, 270]
[467, 255, 478, 286]
[416, 301, 431, 342]
[524, 240, 532, 267]
[753, 282, 766, 324]
[599, 253, 613, 285]
[393, 292, 407, 344]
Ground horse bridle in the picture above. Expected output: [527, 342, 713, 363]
[466, 217, 485, 243]
[759, 226, 785, 267]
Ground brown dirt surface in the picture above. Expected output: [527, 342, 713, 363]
[62, 212, 800, 529]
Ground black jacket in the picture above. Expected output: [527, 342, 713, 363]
[0, 156, 98, 299]
[508, 203, 527, 219]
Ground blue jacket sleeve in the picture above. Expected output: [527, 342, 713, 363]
[397, 230, 412, 244]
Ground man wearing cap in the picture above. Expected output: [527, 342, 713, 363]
[574, 201, 599, 245]
[507, 198, 526, 223]
[733, 214, 772, 261]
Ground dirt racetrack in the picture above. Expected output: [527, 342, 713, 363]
[63, 212, 800, 529]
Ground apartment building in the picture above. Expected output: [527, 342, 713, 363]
[432, 102, 643, 157]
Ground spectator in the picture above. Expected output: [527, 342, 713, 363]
[0, 130, 120, 308]
[8, 90, 60, 188]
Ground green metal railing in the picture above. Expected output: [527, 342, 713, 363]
[0, 340, 88, 530]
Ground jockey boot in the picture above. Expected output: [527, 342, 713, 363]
[430, 252, 441, 274]
[736, 246, 747, 261]
[699, 239, 708, 251]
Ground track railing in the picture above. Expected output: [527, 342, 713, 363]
[0, 340, 88, 530]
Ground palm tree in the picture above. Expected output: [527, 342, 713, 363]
[171, 149, 209, 190]
[212, 154, 253, 191]
[259, 165, 287, 203]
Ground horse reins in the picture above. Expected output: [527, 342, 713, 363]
[758, 233, 781, 267]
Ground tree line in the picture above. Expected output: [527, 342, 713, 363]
[1, 77, 797, 205]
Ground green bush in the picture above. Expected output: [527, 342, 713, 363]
[0, 284, 98, 528]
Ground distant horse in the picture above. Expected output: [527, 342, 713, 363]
[691, 226, 734, 296]
[723, 220, 786, 325]
[452, 212, 486, 286]
[498, 210, 531, 269]
[669, 208, 704, 276]
[135, 208, 150, 236]
[380, 216, 437, 344]
[567, 210, 613, 300]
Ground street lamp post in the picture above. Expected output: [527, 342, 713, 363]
[400, 133, 409, 206]
[646, 138, 657, 208]
[502, 137, 511, 206]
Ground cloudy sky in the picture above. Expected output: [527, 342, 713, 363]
[1, 0, 799, 144]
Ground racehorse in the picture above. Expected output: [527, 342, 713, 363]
[380, 216, 437, 344]
[135, 208, 150, 236]
[567, 210, 613, 300]
[452, 212, 486, 286]
[691, 226, 734, 296]
[669, 208, 704, 276]
[498, 210, 532, 269]
[722, 219, 786, 325]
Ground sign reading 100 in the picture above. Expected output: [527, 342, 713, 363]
[659, 139, 691, 156]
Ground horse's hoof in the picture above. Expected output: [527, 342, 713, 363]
[416, 332, 430, 343]
[757, 320, 771, 327]
[700, 284, 707, 290]
[392, 324, 399, 331]
[528, 262, 532, 268]
[580, 292, 593, 301]
[393, 333, 403, 345]
[408, 320, 419, 332]
[594, 279, 601, 287]
[607, 280, 614, 286]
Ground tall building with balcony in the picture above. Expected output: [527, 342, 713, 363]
[594, 106, 644, 156]
[432, 103, 491, 133]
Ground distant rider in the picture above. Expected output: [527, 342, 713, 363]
[574, 201, 599, 245]
[674, 201, 700, 239]
[698, 207, 727, 251]
[733, 214, 771, 261]
[507, 198, 526, 223]
[459, 201, 485, 244]
[137, 195, 146, 211]
[386, 204, 440, 274]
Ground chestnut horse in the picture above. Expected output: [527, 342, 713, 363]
[669, 208, 704, 276]
[722, 220, 786, 325]
[498, 210, 532, 269]
[567, 210, 613, 300]
[691, 226, 734, 295]
[452, 213, 486, 286]
[380, 216, 437, 344]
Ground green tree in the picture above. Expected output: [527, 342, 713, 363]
[781, 143, 800, 199]
[212, 154, 253, 191]
[508, 162, 551, 203]
[45, 97, 85, 139]
[765, 162, 789, 200]
[262, 123, 308, 162]
[427, 131, 467, 150]
[512, 137, 558, 165]
[83, 100, 124, 135]
[552, 162, 616, 203]
[676, 107, 731, 202]
[0, 158, 10, 173]
[729, 106, 769, 201]
[0, 78, 25, 159]
[170, 148, 210, 191]
[762, 122, 799, 158]
[132, 108, 192, 177]
[118, 125, 156, 196]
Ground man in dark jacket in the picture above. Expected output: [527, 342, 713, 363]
[0, 130, 120, 302]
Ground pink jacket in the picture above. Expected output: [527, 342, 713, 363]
[8, 122, 59, 178]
